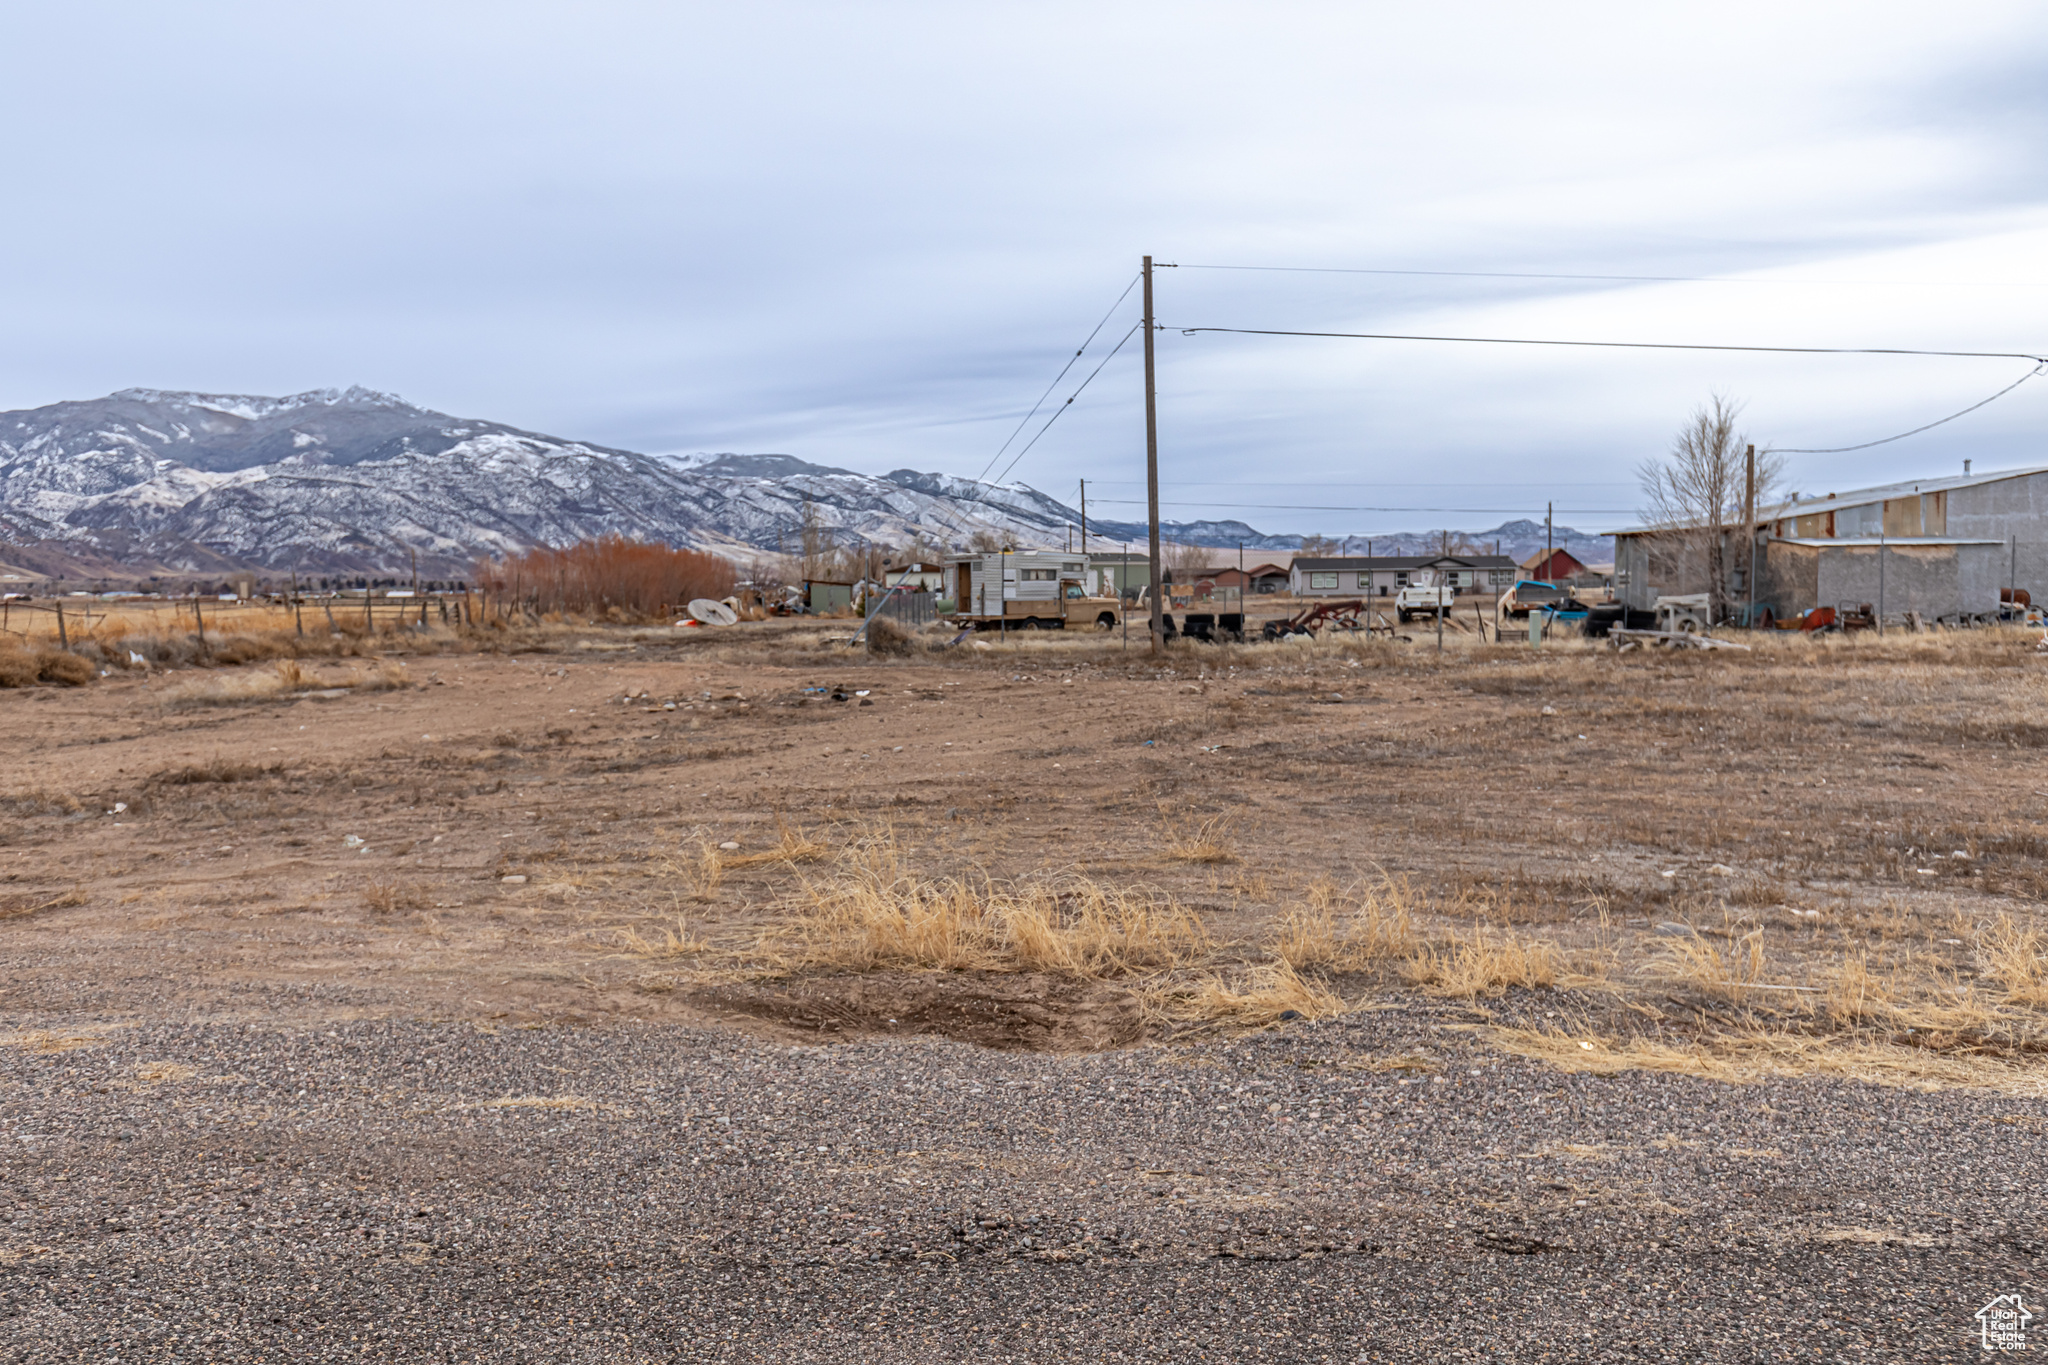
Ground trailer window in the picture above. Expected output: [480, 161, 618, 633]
[1309, 572, 1337, 590]
[1019, 568, 1057, 581]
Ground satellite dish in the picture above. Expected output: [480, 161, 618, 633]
[687, 598, 738, 626]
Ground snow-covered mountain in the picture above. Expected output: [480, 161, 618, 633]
[0, 388, 1611, 578]
[0, 388, 1126, 576]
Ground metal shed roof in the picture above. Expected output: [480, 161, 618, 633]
[1607, 463, 2048, 537]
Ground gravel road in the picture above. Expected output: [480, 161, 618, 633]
[5, 1002, 2040, 1361]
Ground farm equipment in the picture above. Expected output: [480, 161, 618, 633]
[1653, 593, 1711, 633]
[1262, 599, 1386, 640]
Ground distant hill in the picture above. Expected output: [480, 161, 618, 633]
[0, 387, 1613, 578]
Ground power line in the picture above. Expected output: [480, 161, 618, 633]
[1177, 325, 2048, 363]
[974, 275, 1139, 485]
[1178, 262, 2048, 288]
[1087, 498, 1635, 514]
[1078, 479, 1638, 489]
[1772, 363, 2048, 453]
[988, 322, 1142, 487]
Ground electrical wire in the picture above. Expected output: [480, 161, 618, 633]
[1771, 364, 2048, 453]
[1176, 325, 2048, 363]
[1177, 263, 2048, 288]
[988, 322, 1142, 487]
[1086, 499, 1635, 515]
[973, 275, 1139, 485]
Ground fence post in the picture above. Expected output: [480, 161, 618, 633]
[55, 602, 68, 651]
[193, 595, 205, 646]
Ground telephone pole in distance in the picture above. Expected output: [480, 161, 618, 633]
[1143, 255, 1163, 653]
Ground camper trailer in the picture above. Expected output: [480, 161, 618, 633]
[944, 551, 1122, 630]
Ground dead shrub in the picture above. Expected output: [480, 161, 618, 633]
[352, 660, 410, 691]
[36, 651, 95, 686]
[0, 649, 39, 688]
[865, 615, 914, 657]
[151, 758, 281, 786]
[364, 880, 426, 914]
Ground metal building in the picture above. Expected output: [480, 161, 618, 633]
[1609, 463, 2048, 622]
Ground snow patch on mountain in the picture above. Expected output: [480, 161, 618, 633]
[0, 387, 1615, 575]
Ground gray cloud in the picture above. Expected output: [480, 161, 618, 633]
[2, 1, 2045, 535]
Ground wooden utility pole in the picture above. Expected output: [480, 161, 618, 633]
[1079, 479, 1088, 555]
[1742, 443, 1757, 628]
[1143, 255, 1163, 653]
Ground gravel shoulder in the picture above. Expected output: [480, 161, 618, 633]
[4, 1006, 2041, 1360]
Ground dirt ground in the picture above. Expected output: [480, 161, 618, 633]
[5, 620, 2048, 1064]
[4, 620, 2047, 1359]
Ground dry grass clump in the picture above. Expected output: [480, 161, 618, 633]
[160, 657, 408, 707]
[1275, 877, 1419, 970]
[1407, 926, 1559, 997]
[865, 615, 915, 657]
[1977, 914, 2048, 1008]
[611, 913, 707, 959]
[1825, 951, 1894, 1025]
[352, 660, 410, 691]
[780, 840, 1210, 978]
[0, 643, 95, 687]
[1490, 1024, 2038, 1093]
[715, 820, 830, 869]
[1648, 927, 1773, 1002]
[1163, 817, 1237, 865]
[363, 880, 429, 915]
[160, 663, 299, 708]
[1150, 961, 1345, 1027]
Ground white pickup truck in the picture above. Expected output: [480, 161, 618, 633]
[1394, 574, 1455, 622]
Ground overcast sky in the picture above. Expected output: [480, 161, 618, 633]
[4, 2, 2047, 535]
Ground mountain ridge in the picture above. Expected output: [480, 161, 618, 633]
[0, 388, 1614, 579]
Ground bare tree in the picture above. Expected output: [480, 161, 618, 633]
[1297, 533, 1341, 557]
[966, 528, 1006, 553]
[798, 498, 836, 581]
[1638, 395, 1782, 622]
[1162, 539, 1211, 583]
[1430, 528, 1480, 558]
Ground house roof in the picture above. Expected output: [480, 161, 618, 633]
[1293, 554, 1519, 571]
[1608, 462, 2048, 536]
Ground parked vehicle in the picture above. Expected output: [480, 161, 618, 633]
[942, 552, 1123, 630]
[1497, 579, 1575, 618]
[1394, 573, 1455, 622]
